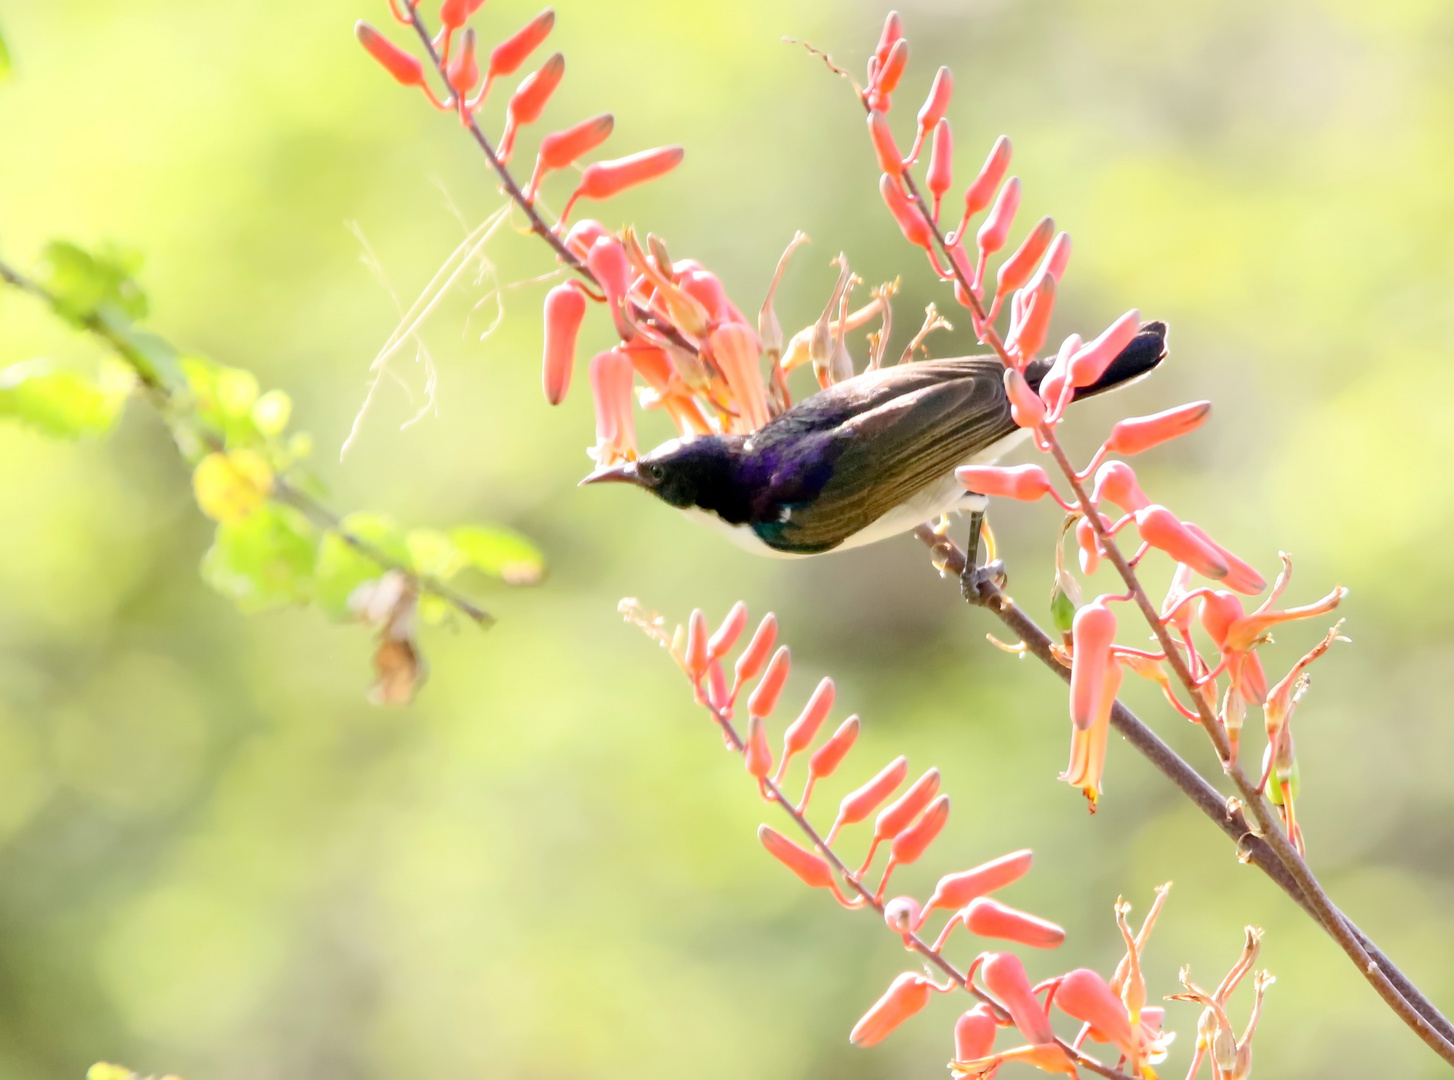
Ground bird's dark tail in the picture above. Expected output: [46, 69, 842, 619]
[1023, 320, 1168, 401]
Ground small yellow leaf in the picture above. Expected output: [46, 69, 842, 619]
[192, 449, 273, 523]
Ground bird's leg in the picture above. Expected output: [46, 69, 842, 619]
[959, 505, 1007, 603]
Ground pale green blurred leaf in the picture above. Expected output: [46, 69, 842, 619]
[200, 503, 316, 612]
[0, 357, 134, 438]
[450, 525, 545, 585]
[314, 513, 410, 620]
[406, 528, 465, 579]
[36, 241, 147, 326]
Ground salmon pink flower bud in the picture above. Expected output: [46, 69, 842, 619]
[783, 677, 836, 758]
[680, 269, 729, 325]
[1068, 310, 1140, 390]
[1238, 651, 1268, 706]
[1104, 401, 1211, 457]
[1076, 514, 1106, 574]
[563, 218, 608, 259]
[1039, 230, 1072, 283]
[488, 8, 555, 79]
[873, 10, 905, 68]
[916, 66, 953, 149]
[1134, 506, 1229, 580]
[498, 51, 565, 161]
[1062, 656, 1121, 805]
[868, 111, 904, 177]
[563, 146, 685, 221]
[1197, 591, 1243, 648]
[446, 28, 480, 96]
[1055, 969, 1135, 1054]
[734, 614, 778, 686]
[1184, 523, 1266, 595]
[880, 174, 931, 249]
[981, 953, 1054, 1045]
[923, 850, 1033, 918]
[996, 216, 1055, 300]
[356, 22, 424, 86]
[588, 349, 636, 465]
[957, 463, 1055, 502]
[758, 825, 834, 889]
[1091, 461, 1150, 513]
[538, 113, 614, 169]
[964, 135, 1012, 220]
[884, 895, 922, 934]
[439, 0, 482, 31]
[837, 756, 909, 827]
[748, 645, 791, 718]
[707, 661, 729, 711]
[1070, 599, 1117, 729]
[962, 897, 1065, 948]
[976, 176, 1021, 257]
[709, 323, 770, 433]
[890, 794, 949, 864]
[954, 1005, 998, 1062]
[685, 608, 709, 682]
[1006, 275, 1054, 362]
[927, 120, 953, 214]
[809, 716, 859, 780]
[709, 601, 749, 661]
[586, 235, 633, 337]
[1037, 332, 1080, 413]
[745, 714, 773, 778]
[1004, 368, 1046, 429]
[875, 768, 941, 841]
[541, 283, 586, 404]
[850, 972, 932, 1047]
[876, 38, 909, 98]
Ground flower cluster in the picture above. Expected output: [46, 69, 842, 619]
[624, 599, 1276, 1079]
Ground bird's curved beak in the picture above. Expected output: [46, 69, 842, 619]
[579, 461, 644, 487]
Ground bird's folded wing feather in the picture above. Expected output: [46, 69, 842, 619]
[761, 361, 1014, 552]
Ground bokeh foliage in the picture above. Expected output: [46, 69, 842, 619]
[1, 1, 1453, 1078]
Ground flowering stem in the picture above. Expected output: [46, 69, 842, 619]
[697, 694, 1134, 1080]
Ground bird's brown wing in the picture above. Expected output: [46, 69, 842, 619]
[756, 360, 1013, 553]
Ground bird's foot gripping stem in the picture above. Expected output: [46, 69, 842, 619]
[959, 508, 1006, 604]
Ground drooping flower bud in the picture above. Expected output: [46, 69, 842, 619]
[745, 714, 773, 778]
[963, 135, 1012, 220]
[709, 601, 749, 660]
[1037, 332, 1081, 412]
[1062, 657, 1122, 804]
[709, 323, 770, 433]
[586, 234, 635, 338]
[1134, 506, 1230, 580]
[954, 1005, 998, 1062]
[563, 146, 685, 221]
[707, 660, 729, 712]
[926, 119, 953, 213]
[996, 216, 1055, 301]
[446, 28, 480, 97]
[685, 608, 710, 682]
[528, 112, 615, 197]
[981, 952, 1054, 1045]
[837, 756, 909, 826]
[758, 824, 834, 889]
[1054, 969, 1135, 1055]
[808, 716, 859, 780]
[488, 8, 556, 79]
[783, 677, 836, 759]
[867, 111, 903, 177]
[890, 794, 949, 864]
[976, 176, 1021, 257]
[1067, 310, 1140, 390]
[1183, 523, 1266, 595]
[923, 850, 1033, 919]
[1076, 513, 1104, 574]
[874, 768, 941, 841]
[1070, 599, 1118, 730]
[880, 174, 931, 249]
[563, 218, 608, 259]
[356, 22, 425, 86]
[962, 897, 1065, 948]
[1004, 367, 1046, 428]
[1039, 230, 1072, 283]
[748, 646, 791, 718]
[498, 52, 565, 162]
[587, 349, 636, 465]
[849, 972, 932, 1047]
[873, 11, 905, 69]
[1005, 274, 1054, 362]
[957, 463, 1055, 502]
[541, 283, 587, 404]
[915, 66, 953, 152]
[439, 0, 477, 31]
[1090, 461, 1150, 513]
[734, 614, 778, 686]
[1104, 401, 1211, 456]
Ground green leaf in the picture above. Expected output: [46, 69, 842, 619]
[200, 503, 317, 612]
[450, 525, 545, 585]
[313, 514, 409, 620]
[0, 357, 134, 438]
[36, 241, 147, 326]
[406, 528, 465, 579]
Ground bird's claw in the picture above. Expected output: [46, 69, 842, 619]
[960, 560, 1007, 604]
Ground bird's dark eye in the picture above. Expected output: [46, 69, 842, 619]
[647, 463, 666, 481]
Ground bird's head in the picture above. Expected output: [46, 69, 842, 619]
[579, 436, 736, 509]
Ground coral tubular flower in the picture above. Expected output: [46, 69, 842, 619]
[1069, 599, 1118, 730]
[748, 645, 791, 719]
[1090, 461, 1150, 513]
[733, 614, 779, 693]
[889, 793, 950, 865]
[954, 1004, 998, 1062]
[981, 953, 1055, 1045]
[527, 112, 614, 200]
[921, 850, 1033, 923]
[499, 52, 565, 162]
[1183, 523, 1265, 595]
[1005, 275, 1054, 363]
[962, 135, 1012, 224]
[834, 755, 909, 835]
[850, 972, 932, 1047]
[1067, 310, 1141, 391]
[808, 715, 860, 781]
[927, 119, 953, 214]
[957, 463, 1056, 503]
[563, 146, 685, 221]
[782, 677, 836, 761]
[874, 768, 941, 843]
[962, 897, 1065, 949]
[356, 22, 424, 86]
[1062, 656, 1122, 806]
[758, 824, 834, 889]
[708, 601, 749, 660]
[873, 10, 905, 67]
[709, 323, 771, 433]
[587, 349, 636, 465]
[1134, 505, 1230, 580]
[1003, 367, 1046, 429]
[745, 714, 773, 779]
[874, 38, 909, 99]
[586, 235, 634, 338]
[912, 66, 954, 161]
[1104, 401, 1212, 456]
[976, 176, 1021, 257]
[1055, 968, 1136, 1056]
[995, 216, 1055, 302]
[541, 283, 586, 404]
[1036, 230, 1072, 286]
[563, 218, 608, 259]
[879, 174, 931, 249]
[446, 28, 480, 98]
[438, 0, 480, 31]
[685, 608, 710, 682]
[488, 7, 556, 79]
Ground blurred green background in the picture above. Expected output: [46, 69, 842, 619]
[2, 0, 1454, 1077]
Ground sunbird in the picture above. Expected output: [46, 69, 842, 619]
[581, 322, 1166, 556]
